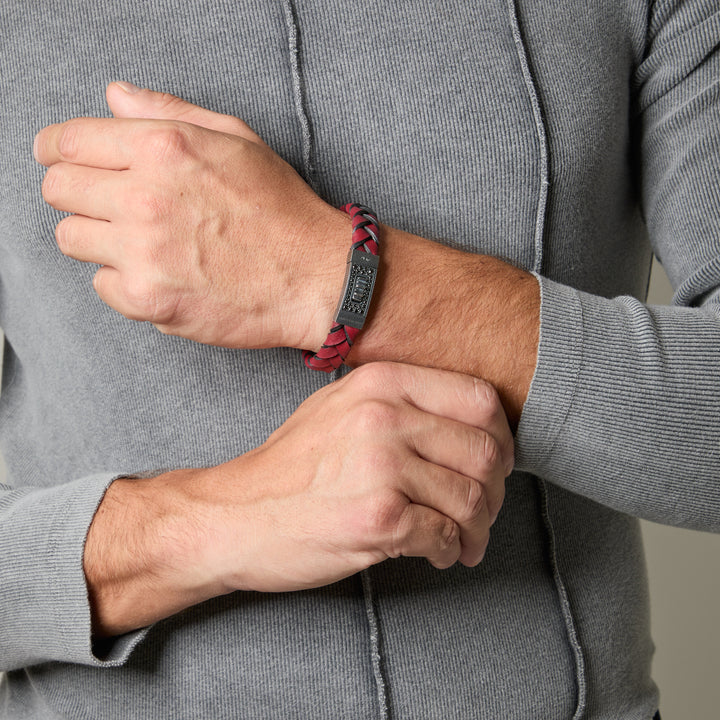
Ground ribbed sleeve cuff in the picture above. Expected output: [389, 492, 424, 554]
[514, 275, 720, 530]
[0, 473, 149, 670]
[514, 276, 583, 474]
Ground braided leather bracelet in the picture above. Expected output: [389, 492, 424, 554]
[302, 203, 380, 372]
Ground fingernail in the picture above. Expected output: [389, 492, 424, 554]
[115, 80, 141, 94]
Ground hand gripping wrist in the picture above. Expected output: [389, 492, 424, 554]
[302, 203, 380, 372]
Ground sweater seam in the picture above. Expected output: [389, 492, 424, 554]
[361, 568, 390, 720]
[539, 481, 588, 720]
[282, 0, 316, 188]
[506, 0, 549, 274]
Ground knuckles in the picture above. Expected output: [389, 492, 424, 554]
[458, 480, 486, 525]
[125, 183, 171, 224]
[476, 431, 500, 473]
[344, 362, 401, 397]
[57, 122, 82, 162]
[350, 398, 401, 439]
[121, 271, 178, 325]
[54, 216, 76, 256]
[137, 123, 196, 165]
[41, 164, 66, 205]
[469, 432, 505, 519]
[441, 519, 460, 552]
[360, 490, 409, 549]
[470, 378, 515, 472]
[470, 376, 503, 417]
[432, 521, 461, 568]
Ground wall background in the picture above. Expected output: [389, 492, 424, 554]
[0, 260, 717, 717]
[642, 261, 720, 720]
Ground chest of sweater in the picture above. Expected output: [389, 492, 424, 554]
[0, 1, 646, 279]
[0, 0, 649, 477]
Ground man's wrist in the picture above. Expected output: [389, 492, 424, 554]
[303, 204, 380, 372]
[83, 469, 229, 637]
[345, 226, 540, 429]
[297, 205, 352, 353]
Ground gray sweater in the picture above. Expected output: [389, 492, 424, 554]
[1, 0, 718, 718]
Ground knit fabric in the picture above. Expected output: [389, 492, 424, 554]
[0, 0, 718, 717]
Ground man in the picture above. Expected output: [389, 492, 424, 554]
[1, 0, 718, 717]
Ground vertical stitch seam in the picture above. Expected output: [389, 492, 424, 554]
[282, 7, 386, 712]
[538, 480, 588, 719]
[507, 0, 549, 275]
[281, 0, 316, 187]
[508, 4, 586, 712]
[361, 569, 390, 720]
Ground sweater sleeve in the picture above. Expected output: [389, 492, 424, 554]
[0, 473, 149, 671]
[515, 1, 720, 531]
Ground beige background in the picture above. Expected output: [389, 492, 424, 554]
[0, 259, 717, 717]
[642, 262, 720, 720]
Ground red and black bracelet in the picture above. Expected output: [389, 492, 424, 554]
[302, 203, 380, 372]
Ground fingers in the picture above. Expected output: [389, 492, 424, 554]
[332, 363, 512, 569]
[407, 413, 506, 525]
[408, 368, 514, 476]
[34, 115, 212, 171]
[105, 82, 265, 144]
[391, 504, 461, 569]
[56, 215, 119, 267]
[34, 118, 137, 169]
[93, 265, 177, 326]
[34, 85, 265, 170]
[349, 362, 514, 476]
[401, 457, 491, 566]
[42, 162, 124, 220]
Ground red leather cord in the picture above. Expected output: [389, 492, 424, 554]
[302, 203, 379, 372]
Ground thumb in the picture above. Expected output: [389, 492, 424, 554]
[105, 81, 265, 143]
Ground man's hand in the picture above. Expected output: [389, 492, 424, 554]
[34, 82, 347, 351]
[36, 83, 540, 426]
[84, 363, 513, 636]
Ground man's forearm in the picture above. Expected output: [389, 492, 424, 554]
[84, 364, 514, 637]
[35, 85, 539, 428]
[345, 227, 541, 429]
[83, 470, 230, 637]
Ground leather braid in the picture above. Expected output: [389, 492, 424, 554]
[303, 203, 379, 372]
[346, 203, 379, 255]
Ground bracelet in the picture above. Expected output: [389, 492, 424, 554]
[302, 203, 380, 372]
